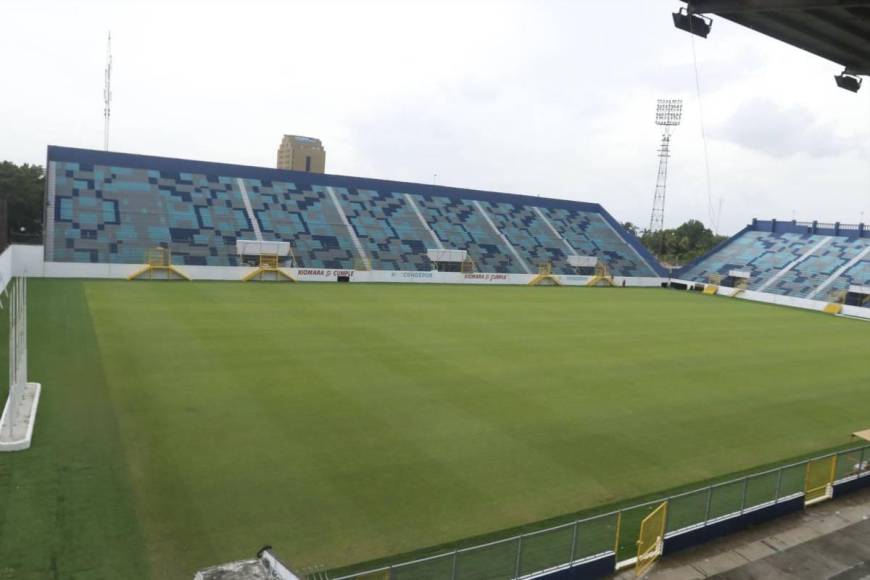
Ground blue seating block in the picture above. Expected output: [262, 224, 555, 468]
[47, 149, 657, 277]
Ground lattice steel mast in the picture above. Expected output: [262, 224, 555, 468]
[103, 32, 112, 151]
[648, 99, 682, 234]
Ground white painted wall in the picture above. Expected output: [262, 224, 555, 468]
[5, 246, 666, 287]
[0, 246, 12, 294]
[11, 245, 45, 277]
[719, 287, 829, 312]
[841, 305, 870, 320]
[658, 278, 870, 320]
[5, 245, 865, 320]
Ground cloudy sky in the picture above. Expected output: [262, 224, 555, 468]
[2, 0, 869, 235]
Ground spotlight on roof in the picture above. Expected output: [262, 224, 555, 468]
[834, 72, 862, 93]
[673, 7, 712, 38]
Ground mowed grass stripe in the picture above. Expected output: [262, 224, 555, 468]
[20, 280, 870, 578]
[0, 280, 149, 580]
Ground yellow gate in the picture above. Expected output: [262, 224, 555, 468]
[805, 456, 836, 505]
[636, 501, 668, 578]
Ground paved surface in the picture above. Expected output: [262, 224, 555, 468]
[712, 519, 870, 579]
[614, 486, 870, 580]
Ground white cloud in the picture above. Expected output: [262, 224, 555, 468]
[714, 98, 866, 158]
[1, 0, 869, 235]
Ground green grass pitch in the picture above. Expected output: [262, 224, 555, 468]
[1, 280, 868, 579]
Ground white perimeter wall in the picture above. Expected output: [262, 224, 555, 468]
[0, 246, 12, 294]
[668, 277, 870, 321]
[7, 245, 868, 320]
[7, 245, 664, 287]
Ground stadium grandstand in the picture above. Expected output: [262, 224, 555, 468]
[678, 218, 870, 301]
[45, 145, 663, 278]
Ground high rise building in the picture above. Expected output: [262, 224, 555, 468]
[277, 135, 326, 173]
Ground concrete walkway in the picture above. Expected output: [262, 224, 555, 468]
[614, 487, 870, 580]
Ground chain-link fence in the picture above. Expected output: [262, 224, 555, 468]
[330, 443, 870, 580]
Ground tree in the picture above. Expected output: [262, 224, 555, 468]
[0, 161, 44, 246]
[639, 219, 726, 267]
[622, 222, 639, 237]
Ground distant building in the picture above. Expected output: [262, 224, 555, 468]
[277, 135, 325, 173]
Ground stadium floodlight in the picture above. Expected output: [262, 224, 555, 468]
[834, 71, 862, 93]
[655, 99, 683, 127]
[649, 99, 683, 238]
[673, 7, 712, 38]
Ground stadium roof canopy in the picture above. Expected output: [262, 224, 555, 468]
[677, 1, 870, 86]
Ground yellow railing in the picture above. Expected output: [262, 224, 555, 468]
[635, 501, 667, 578]
[329, 444, 870, 580]
[804, 456, 836, 505]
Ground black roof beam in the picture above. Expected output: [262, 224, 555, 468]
[686, 0, 870, 14]
[770, 10, 870, 62]
[842, 5, 870, 31]
[723, 11, 870, 72]
[804, 8, 870, 48]
[744, 10, 870, 71]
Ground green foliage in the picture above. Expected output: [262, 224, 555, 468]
[9, 281, 870, 578]
[0, 161, 45, 243]
[639, 219, 727, 266]
[621, 221, 639, 237]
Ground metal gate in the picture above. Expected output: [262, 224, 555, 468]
[635, 501, 668, 578]
[805, 455, 836, 505]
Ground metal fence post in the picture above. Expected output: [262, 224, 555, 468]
[860, 446, 867, 477]
[451, 550, 458, 580]
[774, 467, 783, 501]
[569, 521, 578, 564]
[613, 511, 622, 557]
[662, 498, 672, 535]
[703, 485, 713, 524]
[514, 536, 523, 579]
[740, 477, 749, 514]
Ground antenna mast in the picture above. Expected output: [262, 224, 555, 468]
[103, 32, 112, 151]
[648, 99, 682, 235]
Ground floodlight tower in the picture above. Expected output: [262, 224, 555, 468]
[648, 99, 682, 235]
[103, 32, 112, 151]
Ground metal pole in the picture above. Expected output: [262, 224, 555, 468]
[21, 276, 25, 385]
[450, 550, 458, 580]
[10, 280, 16, 426]
[3, 281, 9, 440]
[740, 477, 749, 514]
[775, 467, 783, 501]
[514, 536, 523, 579]
[16, 276, 19, 386]
[662, 499, 671, 537]
[15, 277, 20, 386]
[703, 485, 713, 524]
[613, 511, 622, 556]
[19, 277, 23, 385]
[568, 521, 578, 564]
[5, 278, 16, 440]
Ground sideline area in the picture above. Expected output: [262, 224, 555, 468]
[617, 486, 870, 579]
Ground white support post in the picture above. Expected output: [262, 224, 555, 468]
[6, 278, 18, 441]
[1, 275, 40, 452]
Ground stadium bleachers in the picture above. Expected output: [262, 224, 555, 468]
[679, 219, 870, 300]
[45, 146, 663, 276]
